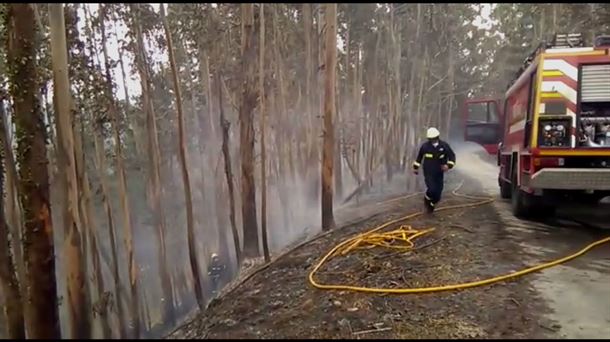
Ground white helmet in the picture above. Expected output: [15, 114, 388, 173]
[426, 127, 440, 139]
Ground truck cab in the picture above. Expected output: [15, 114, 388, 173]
[462, 98, 504, 156]
[463, 33, 610, 218]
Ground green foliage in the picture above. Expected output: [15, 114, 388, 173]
[488, 4, 604, 86]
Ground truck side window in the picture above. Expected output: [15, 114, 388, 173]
[524, 70, 537, 147]
[503, 99, 509, 136]
[526, 70, 537, 121]
[488, 101, 499, 123]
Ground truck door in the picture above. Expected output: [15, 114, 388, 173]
[462, 98, 503, 155]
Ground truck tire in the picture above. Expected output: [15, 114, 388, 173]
[499, 178, 511, 199]
[511, 174, 534, 218]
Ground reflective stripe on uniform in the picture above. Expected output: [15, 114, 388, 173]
[439, 154, 445, 159]
[447, 160, 455, 166]
[413, 161, 421, 167]
[424, 153, 434, 158]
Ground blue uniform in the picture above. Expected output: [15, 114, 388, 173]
[412, 140, 456, 210]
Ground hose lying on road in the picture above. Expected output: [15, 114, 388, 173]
[308, 181, 610, 294]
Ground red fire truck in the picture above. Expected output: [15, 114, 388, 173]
[463, 33, 610, 218]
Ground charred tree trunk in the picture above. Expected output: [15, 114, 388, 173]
[321, 4, 337, 231]
[239, 4, 260, 258]
[160, 4, 205, 310]
[217, 74, 242, 266]
[5, 3, 60, 338]
[0, 102, 25, 340]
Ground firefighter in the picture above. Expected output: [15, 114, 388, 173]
[412, 127, 456, 213]
[207, 253, 226, 296]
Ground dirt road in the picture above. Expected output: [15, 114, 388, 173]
[168, 143, 610, 339]
[457, 143, 610, 339]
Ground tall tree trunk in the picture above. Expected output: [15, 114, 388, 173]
[303, 4, 319, 189]
[110, 8, 143, 158]
[197, 47, 215, 139]
[321, 4, 337, 231]
[100, 5, 142, 335]
[392, 8, 402, 176]
[217, 74, 242, 266]
[353, 43, 363, 176]
[552, 4, 558, 33]
[0, 104, 24, 290]
[48, 4, 90, 338]
[445, 29, 455, 141]
[271, 6, 292, 230]
[91, 126, 126, 338]
[160, 4, 205, 311]
[303, 4, 314, 163]
[0, 102, 25, 340]
[5, 3, 60, 338]
[334, 69, 343, 200]
[239, 3, 260, 258]
[72, 104, 111, 338]
[130, 4, 175, 326]
[259, 3, 270, 262]
[189, 48, 212, 241]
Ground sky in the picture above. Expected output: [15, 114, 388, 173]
[76, 3, 495, 104]
[474, 3, 495, 30]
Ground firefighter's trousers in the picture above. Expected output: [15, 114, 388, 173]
[424, 172, 444, 205]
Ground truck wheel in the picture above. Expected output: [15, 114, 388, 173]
[499, 178, 511, 199]
[511, 174, 533, 218]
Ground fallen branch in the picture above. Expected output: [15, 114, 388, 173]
[353, 327, 392, 336]
[342, 161, 384, 204]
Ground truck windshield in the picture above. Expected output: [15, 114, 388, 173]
[467, 102, 499, 124]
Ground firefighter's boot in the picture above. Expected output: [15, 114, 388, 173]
[424, 196, 434, 213]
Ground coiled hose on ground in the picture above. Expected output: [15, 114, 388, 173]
[308, 182, 610, 294]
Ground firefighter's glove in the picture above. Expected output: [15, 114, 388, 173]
[412, 161, 420, 175]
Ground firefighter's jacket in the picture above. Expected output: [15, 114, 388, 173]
[412, 140, 456, 175]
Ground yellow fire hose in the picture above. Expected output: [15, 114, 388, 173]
[308, 183, 610, 294]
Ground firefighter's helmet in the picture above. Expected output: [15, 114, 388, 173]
[426, 127, 440, 139]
